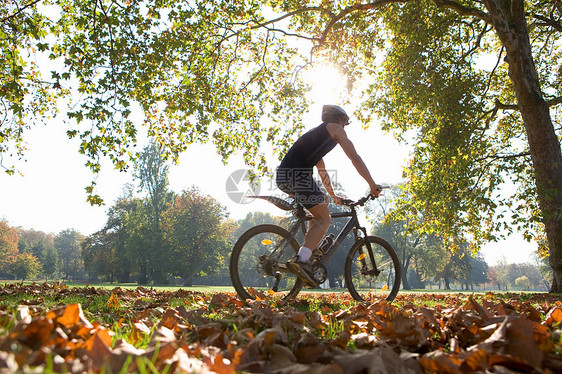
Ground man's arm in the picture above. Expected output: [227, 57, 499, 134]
[326, 123, 382, 196]
[316, 158, 341, 204]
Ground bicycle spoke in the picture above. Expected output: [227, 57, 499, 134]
[375, 258, 394, 270]
[345, 236, 401, 302]
[230, 225, 302, 300]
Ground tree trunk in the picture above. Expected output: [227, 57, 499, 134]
[401, 254, 412, 290]
[117, 271, 130, 283]
[184, 276, 193, 287]
[138, 263, 149, 285]
[485, 0, 562, 292]
[328, 273, 338, 288]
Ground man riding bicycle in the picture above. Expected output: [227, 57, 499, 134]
[275, 104, 382, 287]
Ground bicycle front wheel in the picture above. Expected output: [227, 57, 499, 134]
[230, 224, 303, 300]
[344, 236, 401, 302]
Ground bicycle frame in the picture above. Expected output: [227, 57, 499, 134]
[278, 203, 377, 274]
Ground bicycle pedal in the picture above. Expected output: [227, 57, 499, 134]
[303, 280, 319, 289]
[286, 262, 318, 288]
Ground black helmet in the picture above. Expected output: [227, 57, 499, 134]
[322, 105, 349, 125]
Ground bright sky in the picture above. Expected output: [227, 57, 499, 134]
[0, 65, 536, 266]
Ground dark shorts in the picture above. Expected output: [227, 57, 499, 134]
[275, 167, 325, 209]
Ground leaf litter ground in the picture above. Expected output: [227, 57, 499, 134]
[0, 283, 561, 373]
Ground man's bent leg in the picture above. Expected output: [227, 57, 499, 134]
[287, 197, 331, 287]
[303, 199, 331, 251]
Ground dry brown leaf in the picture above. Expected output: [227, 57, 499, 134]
[247, 287, 266, 300]
[544, 306, 562, 326]
[129, 320, 152, 346]
[265, 344, 298, 371]
[46, 303, 93, 330]
[16, 318, 54, 350]
[206, 352, 236, 374]
[503, 317, 548, 368]
[294, 344, 327, 364]
[488, 353, 539, 373]
[109, 338, 145, 372]
[335, 346, 421, 374]
[379, 313, 429, 348]
[419, 350, 463, 374]
[176, 305, 209, 325]
[55, 303, 82, 328]
[330, 331, 351, 349]
[467, 295, 492, 321]
[459, 348, 487, 372]
[85, 329, 113, 371]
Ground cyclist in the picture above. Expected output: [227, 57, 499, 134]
[275, 104, 383, 287]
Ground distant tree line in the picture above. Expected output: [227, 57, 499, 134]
[368, 185, 552, 292]
[0, 146, 551, 291]
[487, 260, 551, 292]
[0, 222, 84, 282]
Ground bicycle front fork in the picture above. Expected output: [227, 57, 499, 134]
[355, 227, 381, 277]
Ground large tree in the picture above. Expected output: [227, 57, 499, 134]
[54, 228, 85, 280]
[17, 228, 57, 276]
[161, 187, 233, 286]
[0, 220, 18, 273]
[134, 142, 173, 283]
[81, 229, 116, 282]
[10, 252, 41, 280]
[122, 198, 153, 284]
[355, 0, 562, 292]
[3, 1, 562, 291]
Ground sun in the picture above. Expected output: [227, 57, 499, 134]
[303, 63, 347, 104]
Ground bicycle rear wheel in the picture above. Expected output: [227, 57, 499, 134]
[230, 224, 303, 300]
[344, 236, 401, 302]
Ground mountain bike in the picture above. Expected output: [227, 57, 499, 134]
[229, 194, 401, 302]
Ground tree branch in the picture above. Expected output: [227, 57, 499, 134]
[470, 151, 530, 193]
[494, 98, 518, 110]
[494, 95, 562, 109]
[295, 0, 492, 49]
[224, 0, 492, 52]
[234, 6, 332, 40]
[532, 13, 562, 32]
[548, 96, 562, 107]
[318, 0, 415, 44]
[458, 22, 492, 65]
[432, 0, 492, 23]
[476, 151, 531, 163]
[0, 0, 42, 24]
[219, 7, 330, 45]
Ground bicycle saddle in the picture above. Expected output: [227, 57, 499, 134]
[249, 195, 295, 211]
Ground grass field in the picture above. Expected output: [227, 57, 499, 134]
[0, 279, 519, 294]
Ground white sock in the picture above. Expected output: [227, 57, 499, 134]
[297, 247, 312, 262]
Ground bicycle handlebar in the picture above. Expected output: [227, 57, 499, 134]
[340, 186, 390, 207]
[340, 196, 370, 207]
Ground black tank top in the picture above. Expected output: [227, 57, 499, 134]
[279, 123, 337, 169]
